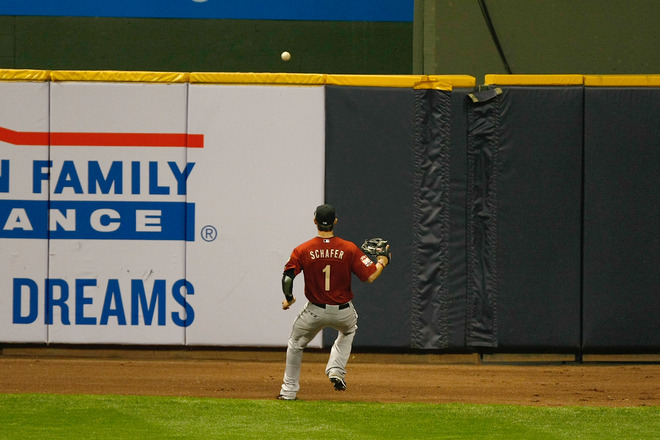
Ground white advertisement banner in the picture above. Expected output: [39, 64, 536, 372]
[186, 84, 325, 347]
[46, 81, 190, 344]
[0, 81, 50, 342]
[1, 79, 325, 347]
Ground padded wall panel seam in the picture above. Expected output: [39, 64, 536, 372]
[410, 88, 451, 349]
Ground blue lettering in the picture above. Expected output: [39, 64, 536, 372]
[131, 161, 140, 194]
[171, 279, 195, 327]
[55, 160, 84, 194]
[11, 278, 195, 327]
[89, 161, 123, 194]
[149, 161, 169, 195]
[131, 279, 166, 326]
[13, 278, 38, 324]
[30, 160, 196, 196]
[0, 200, 193, 241]
[46, 278, 71, 325]
[75, 279, 97, 325]
[32, 160, 52, 193]
[168, 162, 195, 196]
[100, 279, 127, 325]
[0, 159, 8, 193]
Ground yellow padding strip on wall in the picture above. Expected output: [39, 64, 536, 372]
[413, 76, 452, 91]
[434, 75, 477, 88]
[327, 74, 440, 89]
[436, 75, 477, 89]
[328, 74, 473, 89]
[0, 69, 475, 89]
[584, 75, 660, 87]
[485, 74, 584, 86]
[191, 73, 473, 89]
[0, 69, 51, 81]
[190, 72, 326, 85]
[51, 70, 190, 83]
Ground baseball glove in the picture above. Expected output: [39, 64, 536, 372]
[361, 237, 391, 264]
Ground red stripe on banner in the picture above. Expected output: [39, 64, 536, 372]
[0, 126, 204, 148]
[0, 126, 49, 145]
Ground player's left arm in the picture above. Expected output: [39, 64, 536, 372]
[366, 255, 388, 283]
[361, 238, 391, 283]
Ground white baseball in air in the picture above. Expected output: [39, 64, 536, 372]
[281, 51, 291, 61]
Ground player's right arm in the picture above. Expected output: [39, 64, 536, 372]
[282, 269, 295, 301]
[281, 269, 297, 310]
[282, 246, 301, 310]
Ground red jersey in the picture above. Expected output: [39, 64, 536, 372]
[284, 236, 377, 305]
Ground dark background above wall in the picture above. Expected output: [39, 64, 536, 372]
[0, 16, 412, 74]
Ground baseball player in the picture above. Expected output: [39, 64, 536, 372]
[278, 204, 390, 400]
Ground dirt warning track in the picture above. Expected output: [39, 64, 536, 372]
[1, 349, 658, 407]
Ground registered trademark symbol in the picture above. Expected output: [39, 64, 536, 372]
[201, 225, 217, 242]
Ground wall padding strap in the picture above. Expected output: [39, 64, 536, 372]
[445, 89, 472, 348]
[465, 88, 502, 347]
[410, 88, 452, 349]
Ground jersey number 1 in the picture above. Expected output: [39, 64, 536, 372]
[322, 265, 331, 291]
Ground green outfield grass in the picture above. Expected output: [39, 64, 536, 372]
[0, 394, 657, 439]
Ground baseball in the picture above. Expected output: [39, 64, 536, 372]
[281, 51, 291, 61]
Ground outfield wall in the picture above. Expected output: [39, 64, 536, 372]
[0, 70, 469, 350]
[482, 75, 659, 353]
[1, 71, 658, 353]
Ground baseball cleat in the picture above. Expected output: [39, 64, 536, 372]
[277, 394, 297, 401]
[329, 376, 346, 391]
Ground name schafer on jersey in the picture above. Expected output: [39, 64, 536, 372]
[309, 248, 345, 260]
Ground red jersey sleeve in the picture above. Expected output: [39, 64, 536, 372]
[350, 244, 378, 282]
[284, 247, 303, 276]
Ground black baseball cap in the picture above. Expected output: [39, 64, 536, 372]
[315, 204, 336, 226]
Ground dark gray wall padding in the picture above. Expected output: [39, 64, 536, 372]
[324, 85, 417, 348]
[410, 88, 452, 349]
[466, 86, 583, 350]
[583, 87, 660, 351]
[495, 86, 583, 350]
[324, 82, 658, 353]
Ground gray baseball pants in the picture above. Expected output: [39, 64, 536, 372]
[280, 301, 358, 399]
